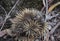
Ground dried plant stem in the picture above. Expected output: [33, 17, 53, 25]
[46, 31, 50, 41]
[50, 22, 60, 34]
[45, 0, 49, 22]
[0, 5, 7, 14]
[44, 0, 50, 41]
[43, 0, 46, 6]
[0, 0, 19, 31]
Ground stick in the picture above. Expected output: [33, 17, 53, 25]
[0, 0, 19, 31]
[50, 22, 60, 34]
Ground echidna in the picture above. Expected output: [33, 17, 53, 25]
[6, 8, 46, 41]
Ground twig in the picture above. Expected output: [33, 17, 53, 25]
[44, 0, 49, 22]
[44, 0, 50, 41]
[50, 22, 60, 34]
[0, 5, 7, 14]
[43, 0, 46, 7]
[0, 0, 19, 31]
[46, 31, 50, 41]
[41, 6, 45, 12]
[46, 0, 49, 15]
[51, 35, 55, 41]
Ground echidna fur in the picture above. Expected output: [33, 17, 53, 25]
[10, 8, 45, 38]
